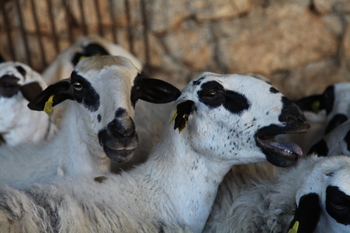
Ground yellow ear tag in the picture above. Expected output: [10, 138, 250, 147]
[44, 95, 55, 116]
[79, 55, 87, 61]
[168, 108, 187, 133]
[169, 108, 178, 127]
[288, 221, 299, 233]
[311, 100, 320, 114]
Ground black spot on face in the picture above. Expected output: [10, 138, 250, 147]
[308, 139, 329, 156]
[270, 87, 279, 94]
[326, 186, 350, 225]
[70, 71, 100, 112]
[0, 75, 20, 98]
[197, 81, 250, 114]
[15, 65, 26, 78]
[192, 77, 204, 86]
[326, 114, 348, 134]
[94, 176, 108, 183]
[115, 108, 127, 118]
[97, 114, 101, 123]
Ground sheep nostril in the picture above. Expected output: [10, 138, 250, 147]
[109, 123, 135, 139]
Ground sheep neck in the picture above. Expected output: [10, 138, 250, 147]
[134, 128, 234, 233]
[52, 103, 110, 175]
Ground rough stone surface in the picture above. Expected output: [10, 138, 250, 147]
[0, 0, 349, 99]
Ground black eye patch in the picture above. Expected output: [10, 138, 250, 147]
[70, 71, 100, 112]
[197, 81, 250, 114]
[0, 75, 20, 98]
[326, 186, 350, 225]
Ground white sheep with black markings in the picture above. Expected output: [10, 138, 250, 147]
[0, 72, 309, 233]
[42, 35, 143, 84]
[207, 155, 350, 233]
[0, 56, 180, 190]
[279, 82, 350, 155]
[40, 35, 176, 172]
[0, 61, 57, 146]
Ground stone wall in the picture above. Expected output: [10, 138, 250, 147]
[1, 0, 350, 99]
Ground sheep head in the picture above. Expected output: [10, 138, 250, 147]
[170, 72, 310, 167]
[28, 55, 180, 163]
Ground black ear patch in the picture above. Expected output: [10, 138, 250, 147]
[131, 73, 181, 107]
[20, 82, 43, 102]
[197, 81, 250, 114]
[326, 114, 348, 134]
[28, 78, 73, 111]
[326, 186, 350, 225]
[289, 193, 321, 233]
[173, 100, 195, 133]
[308, 139, 328, 156]
[15, 65, 26, 78]
[0, 75, 20, 98]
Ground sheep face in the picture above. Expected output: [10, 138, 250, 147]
[172, 72, 309, 167]
[0, 62, 46, 144]
[289, 156, 350, 233]
[29, 56, 180, 163]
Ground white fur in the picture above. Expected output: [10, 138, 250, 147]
[0, 72, 305, 233]
[0, 62, 57, 146]
[0, 56, 141, 190]
[207, 155, 350, 233]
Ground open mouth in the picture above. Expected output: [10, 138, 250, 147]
[255, 123, 310, 167]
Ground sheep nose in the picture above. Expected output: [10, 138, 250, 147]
[107, 118, 136, 139]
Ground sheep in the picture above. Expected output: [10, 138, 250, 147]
[0, 61, 58, 146]
[0, 72, 310, 233]
[40, 35, 176, 172]
[281, 82, 350, 154]
[206, 155, 350, 233]
[42, 35, 143, 84]
[0, 55, 180, 190]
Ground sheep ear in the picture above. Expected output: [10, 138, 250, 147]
[288, 193, 321, 233]
[20, 82, 43, 102]
[170, 100, 195, 133]
[27, 78, 74, 111]
[132, 73, 181, 105]
[295, 95, 325, 114]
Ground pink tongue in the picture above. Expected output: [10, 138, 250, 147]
[270, 142, 303, 156]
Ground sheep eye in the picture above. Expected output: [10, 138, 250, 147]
[205, 90, 217, 98]
[73, 82, 83, 91]
[331, 202, 347, 212]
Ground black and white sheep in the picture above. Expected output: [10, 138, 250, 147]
[42, 35, 142, 84]
[206, 155, 350, 233]
[0, 72, 309, 233]
[0, 61, 57, 146]
[0, 55, 180, 190]
[284, 82, 350, 154]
